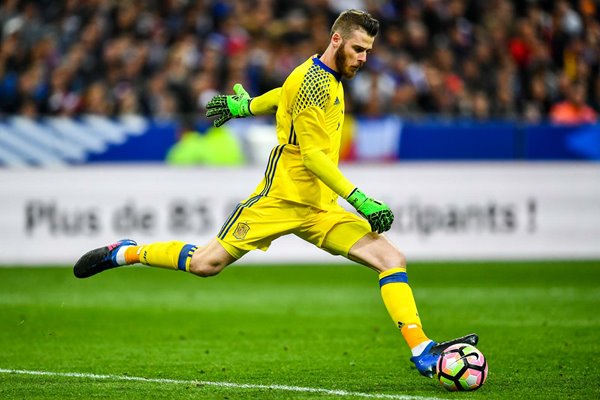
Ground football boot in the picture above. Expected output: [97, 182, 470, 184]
[410, 333, 479, 377]
[73, 239, 137, 278]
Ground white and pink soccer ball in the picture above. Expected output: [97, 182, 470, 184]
[436, 343, 488, 391]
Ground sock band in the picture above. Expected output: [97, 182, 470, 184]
[379, 267, 409, 287]
[177, 244, 198, 271]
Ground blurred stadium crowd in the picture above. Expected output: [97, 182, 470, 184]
[0, 0, 598, 123]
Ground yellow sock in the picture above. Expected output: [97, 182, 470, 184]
[124, 241, 197, 272]
[379, 267, 430, 349]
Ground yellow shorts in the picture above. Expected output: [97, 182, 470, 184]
[216, 195, 371, 260]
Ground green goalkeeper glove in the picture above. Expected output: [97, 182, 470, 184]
[346, 188, 394, 234]
[205, 84, 253, 127]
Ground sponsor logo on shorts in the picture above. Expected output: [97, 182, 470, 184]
[233, 222, 250, 240]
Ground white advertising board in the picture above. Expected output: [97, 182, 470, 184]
[1, 164, 599, 265]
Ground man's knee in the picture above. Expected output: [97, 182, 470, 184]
[348, 233, 407, 273]
[377, 248, 407, 272]
[390, 249, 407, 269]
[187, 239, 236, 278]
[189, 260, 223, 277]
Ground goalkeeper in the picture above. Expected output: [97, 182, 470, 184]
[74, 9, 476, 378]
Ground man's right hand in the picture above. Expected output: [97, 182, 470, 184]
[206, 84, 253, 127]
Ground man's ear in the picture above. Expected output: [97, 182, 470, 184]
[331, 32, 343, 49]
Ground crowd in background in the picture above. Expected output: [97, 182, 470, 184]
[0, 0, 598, 124]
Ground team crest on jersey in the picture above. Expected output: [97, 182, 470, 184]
[233, 222, 250, 240]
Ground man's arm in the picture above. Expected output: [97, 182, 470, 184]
[295, 107, 394, 234]
[249, 87, 281, 115]
[205, 84, 281, 127]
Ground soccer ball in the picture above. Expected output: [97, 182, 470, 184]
[436, 343, 488, 391]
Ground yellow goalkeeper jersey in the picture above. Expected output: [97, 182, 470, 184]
[250, 55, 348, 210]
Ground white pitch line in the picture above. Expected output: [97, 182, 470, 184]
[0, 368, 444, 400]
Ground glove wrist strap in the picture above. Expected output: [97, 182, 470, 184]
[347, 188, 367, 209]
[242, 98, 254, 116]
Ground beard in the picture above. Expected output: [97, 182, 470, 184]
[334, 41, 362, 79]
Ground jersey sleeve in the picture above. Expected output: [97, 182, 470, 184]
[302, 150, 355, 198]
[249, 87, 282, 115]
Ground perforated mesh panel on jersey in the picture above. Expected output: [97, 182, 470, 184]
[292, 63, 331, 117]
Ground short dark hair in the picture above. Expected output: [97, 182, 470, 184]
[331, 9, 379, 39]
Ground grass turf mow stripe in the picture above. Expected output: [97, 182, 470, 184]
[0, 368, 443, 400]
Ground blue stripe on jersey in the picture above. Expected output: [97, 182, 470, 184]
[288, 123, 298, 145]
[259, 146, 279, 194]
[218, 195, 262, 240]
[218, 206, 245, 240]
[259, 144, 285, 196]
[177, 244, 197, 271]
[219, 143, 286, 241]
[379, 272, 409, 287]
[262, 145, 285, 195]
[217, 203, 241, 238]
[243, 195, 262, 207]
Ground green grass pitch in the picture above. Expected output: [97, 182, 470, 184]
[1, 261, 599, 399]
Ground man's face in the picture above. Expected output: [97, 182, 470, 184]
[334, 29, 375, 79]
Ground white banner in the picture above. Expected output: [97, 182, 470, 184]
[1, 164, 599, 265]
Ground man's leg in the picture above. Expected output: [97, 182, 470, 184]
[124, 241, 197, 271]
[315, 214, 477, 377]
[73, 238, 237, 278]
[301, 211, 431, 354]
[346, 233, 432, 355]
[346, 233, 478, 377]
[309, 212, 431, 356]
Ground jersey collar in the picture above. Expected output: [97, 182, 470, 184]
[312, 55, 341, 82]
